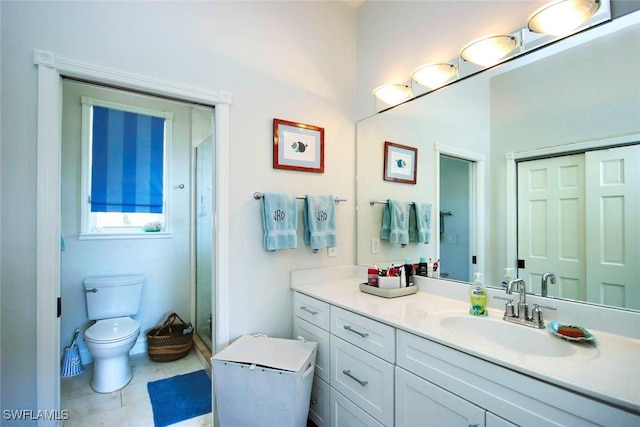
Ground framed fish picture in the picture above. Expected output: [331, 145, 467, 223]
[383, 141, 417, 184]
[273, 118, 324, 173]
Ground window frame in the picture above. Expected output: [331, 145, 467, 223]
[79, 96, 174, 239]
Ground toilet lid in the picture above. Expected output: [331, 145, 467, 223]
[85, 317, 140, 343]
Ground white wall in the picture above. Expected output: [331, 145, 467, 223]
[354, 1, 640, 120]
[1, 0, 355, 418]
[355, 0, 544, 120]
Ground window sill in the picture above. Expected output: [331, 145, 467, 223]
[78, 231, 173, 240]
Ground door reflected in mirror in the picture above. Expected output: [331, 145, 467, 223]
[439, 155, 473, 282]
[517, 145, 640, 310]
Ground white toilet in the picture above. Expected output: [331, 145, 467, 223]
[83, 275, 144, 393]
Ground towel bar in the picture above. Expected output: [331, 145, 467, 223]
[370, 199, 415, 206]
[254, 192, 346, 203]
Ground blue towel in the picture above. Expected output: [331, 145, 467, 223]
[304, 195, 337, 253]
[414, 202, 432, 244]
[387, 200, 410, 246]
[408, 204, 418, 242]
[262, 193, 298, 251]
[380, 203, 391, 240]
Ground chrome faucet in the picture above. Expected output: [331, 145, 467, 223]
[506, 279, 528, 321]
[498, 278, 556, 329]
[541, 272, 556, 297]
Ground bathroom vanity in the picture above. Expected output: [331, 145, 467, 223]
[291, 267, 640, 427]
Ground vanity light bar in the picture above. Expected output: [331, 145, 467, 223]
[253, 192, 347, 203]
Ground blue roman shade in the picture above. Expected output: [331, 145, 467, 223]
[91, 106, 165, 213]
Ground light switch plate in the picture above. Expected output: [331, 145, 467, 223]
[327, 247, 338, 257]
[371, 237, 380, 254]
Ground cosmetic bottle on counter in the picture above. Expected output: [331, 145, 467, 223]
[427, 259, 434, 277]
[368, 265, 379, 287]
[404, 258, 413, 286]
[417, 257, 428, 277]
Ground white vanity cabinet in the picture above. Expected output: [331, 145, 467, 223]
[293, 287, 640, 427]
[395, 366, 486, 427]
[293, 292, 395, 426]
[396, 330, 638, 427]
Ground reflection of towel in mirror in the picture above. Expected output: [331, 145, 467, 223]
[414, 203, 432, 243]
[384, 200, 409, 246]
[304, 195, 337, 253]
[262, 193, 298, 251]
[408, 204, 418, 242]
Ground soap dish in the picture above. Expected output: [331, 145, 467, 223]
[547, 321, 595, 342]
[359, 283, 418, 298]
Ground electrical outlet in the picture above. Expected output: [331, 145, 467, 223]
[371, 237, 380, 254]
[327, 247, 338, 257]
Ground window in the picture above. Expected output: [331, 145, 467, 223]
[80, 97, 174, 237]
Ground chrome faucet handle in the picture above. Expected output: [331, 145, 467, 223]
[531, 303, 557, 325]
[494, 296, 515, 318]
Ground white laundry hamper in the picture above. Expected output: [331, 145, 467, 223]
[212, 334, 317, 427]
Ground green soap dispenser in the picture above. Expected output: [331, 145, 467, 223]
[469, 272, 488, 316]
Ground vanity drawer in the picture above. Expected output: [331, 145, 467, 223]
[294, 292, 330, 331]
[330, 335, 394, 426]
[330, 306, 396, 363]
[330, 388, 384, 427]
[293, 316, 330, 383]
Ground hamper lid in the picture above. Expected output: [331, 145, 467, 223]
[213, 335, 317, 372]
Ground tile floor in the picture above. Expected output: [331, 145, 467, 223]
[61, 349, 212, 427]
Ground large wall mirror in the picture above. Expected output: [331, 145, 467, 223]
[356, 11, 640, 312]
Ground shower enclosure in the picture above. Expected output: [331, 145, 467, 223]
[194, 108, 214, 351]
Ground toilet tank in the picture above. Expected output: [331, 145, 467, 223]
[84, 275, 144, 320]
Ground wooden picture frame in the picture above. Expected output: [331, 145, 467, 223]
[383, 141, 417, 184]
[273, 118, 324, 173]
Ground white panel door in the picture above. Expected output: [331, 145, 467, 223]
[517, 154, 585, 298]
[585, 145, 640, 309]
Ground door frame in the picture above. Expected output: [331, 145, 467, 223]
[435, 143, 486, 281]
[505, 132, 640, 273]
[34, 50, 231, 423]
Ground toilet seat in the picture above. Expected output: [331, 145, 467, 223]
[85, 317, 140, 344]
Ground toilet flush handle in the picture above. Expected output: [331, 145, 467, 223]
[85, 288, 98, 293]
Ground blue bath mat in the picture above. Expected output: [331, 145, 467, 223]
[147, 369, 212, 426]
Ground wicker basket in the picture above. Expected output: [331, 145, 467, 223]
[147, 312, 194, 362]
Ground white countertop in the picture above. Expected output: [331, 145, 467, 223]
[291, 275, 640, 414]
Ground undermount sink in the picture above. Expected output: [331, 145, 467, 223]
[438, 314, 589, 358]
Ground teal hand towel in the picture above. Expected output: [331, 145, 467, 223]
[408, 204, 418, 242]
[414, 202, 432, 243]
[262, 193, 298, 251]
[304, 195, 337, 252]
[380, 203, 391, 240]
[388, 200, 409, 246]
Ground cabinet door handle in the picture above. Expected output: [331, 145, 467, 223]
[468, 424, 479, 427]
[343, 325, 369, 338]
[300, 306, 318, 315]
[342, 369, 368, 387]
[310, 398, 318, 405]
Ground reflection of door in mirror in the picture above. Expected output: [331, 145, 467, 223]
[439, 155, 473, 282]
[517, 144, 640, 309]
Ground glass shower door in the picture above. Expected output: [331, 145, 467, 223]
[195, 136, 213, 350]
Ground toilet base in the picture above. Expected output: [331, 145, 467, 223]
[91, 353, 133, 393]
